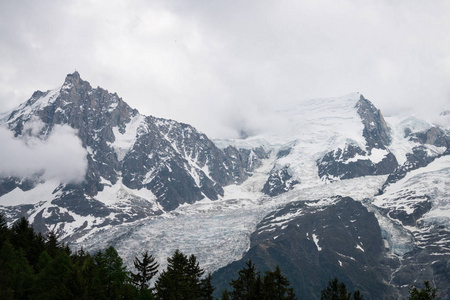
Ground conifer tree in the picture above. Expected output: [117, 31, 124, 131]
[353, 290, 364, 300]
[263, 266, 296, 300]
[95, 246, 130, 299]
[132, 251, 159, 290]
[155, 249, 213, 300]
[407, 281, 439, 300]
[45, 231, 61, 258]
[228, 260, 263, 300]
[224, 261, 296, 300]
[0, 240, 34, 299]
[320, 278, 363, 300]
[33, 251, 74, 300]
[79, 254, 102, 298]
[35, 250, 52, 273]
[321, 278, 350, 300]
[10, 217, 45, 266]
[221, 290, 231, 300]
[65, 251, 103, 299]
[199, 273, 215, 300]
[0, 213, 8, 246]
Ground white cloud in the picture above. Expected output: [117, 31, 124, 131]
[0, 0, 449, 138]
[0, 119, 87, 183]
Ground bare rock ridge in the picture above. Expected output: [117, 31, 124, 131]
[356, 95, 392, 149]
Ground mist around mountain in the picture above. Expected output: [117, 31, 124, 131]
[0, 72, 449, 299]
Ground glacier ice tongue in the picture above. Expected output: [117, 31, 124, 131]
[75, 173, 387, 274]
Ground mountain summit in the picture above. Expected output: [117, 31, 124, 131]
[1, 72, 267, 232]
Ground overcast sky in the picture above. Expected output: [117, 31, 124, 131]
[1, 0, 449, 138]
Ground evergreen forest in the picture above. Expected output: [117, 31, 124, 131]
[0, 215, 439, 299]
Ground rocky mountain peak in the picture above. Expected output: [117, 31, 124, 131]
[0, 72, 268, 235]
[61, 71, 92, 94]
[355, 94, 391, 150]
[64, 71, 82, 84]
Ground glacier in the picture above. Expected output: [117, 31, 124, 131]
[76, 168, 388, 274]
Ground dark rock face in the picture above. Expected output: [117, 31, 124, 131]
[212, 196, 397, 299]
[409, 126, 449, 148]
[383, 146, 439, 189]
[383, 126, 450, 189]
[262, 165, 299, 196]
[373, 210, 450, 299]
[384, 197, 432, 227]
[317, 95, 399, 183]
[262, 143, 298, 197]
[395, 247, 450, 299]
[0, 177, 23, 197]
[0, 171, 45, 198]
[318, 144, 398, 182]
[356, 95, 392, 149]
[0, 72, 267, 233]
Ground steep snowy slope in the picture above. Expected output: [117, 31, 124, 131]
[217, 93, 398, 197]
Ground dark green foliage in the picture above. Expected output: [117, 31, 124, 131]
[221, 290, 231, 300]
[0, 241, 34, 299]
[95, 246, 131, 299]
[10, 217, 46, 267]
[67, 249, 103, 299]
[132, 251, 159, 290]
[0, 214, 9, 246]
[353, 290, 364, 300]
[35, 250, 52, 274]
[407, 281, 439, 300]
[0, 214, 199, 299]
[0, 213, 442, 299]
[321, 278, 363, 300]
[224, 260, 296, 300]
[200, 274, 215, 300]
[33, 251, 74, 300]
[0, 215, 14, 299]
[227, 260, 262, 300]
[0, 213, 140, 300]
[263, 266, 296, 300]
[321, 278, 351, 300]
[45, 230, 70, 259]
[154, 249, 213, 300]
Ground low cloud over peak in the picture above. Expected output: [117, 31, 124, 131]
[0, 118, 87, 184]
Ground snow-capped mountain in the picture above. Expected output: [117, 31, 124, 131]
[0, 72, 267, 235]
[1, 73, 449, 299]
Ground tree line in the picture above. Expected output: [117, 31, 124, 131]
[0, 215, 439, 299]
